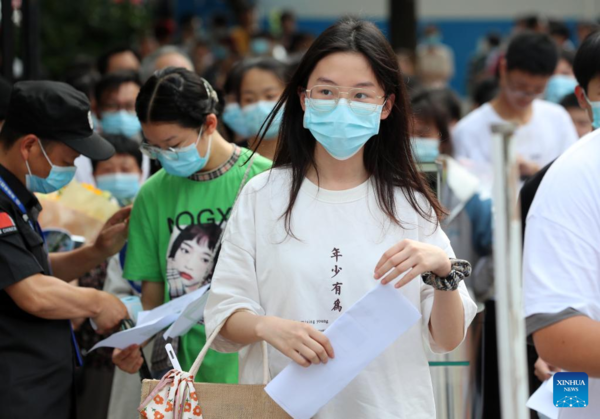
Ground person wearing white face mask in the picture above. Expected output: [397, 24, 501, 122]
[221, 57, 287, 160]
[204, 19, 477, 419]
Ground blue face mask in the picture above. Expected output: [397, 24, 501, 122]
[222, 103, 251, 137]
[545, 75, 577, 104]
[250, 38, 271, 56]
[303, 98, 384, 160]
[212, 45, 229, 61]
[412, 137, 440, 163]
[242, 100, 282, 140]
[158, 128, 212, 177]
[101, 110, 142, 138]
[26, 140, 77, 194]
[95, 173, 140, 203]
[584, 92, 600, 130]
[423, 34, 442, 46]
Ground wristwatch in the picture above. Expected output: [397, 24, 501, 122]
[422, 259, 472, 291]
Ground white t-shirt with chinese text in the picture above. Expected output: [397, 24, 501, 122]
[523, 129, 600, 419]
[205, 168, 477, 419]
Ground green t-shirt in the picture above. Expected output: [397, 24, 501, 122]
[123, 147, 271, 382]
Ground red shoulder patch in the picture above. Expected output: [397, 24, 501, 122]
[0, 212, 17, 235]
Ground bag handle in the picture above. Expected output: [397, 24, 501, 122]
[189, 315, 270, 385]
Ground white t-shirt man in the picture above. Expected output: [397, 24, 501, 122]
[205, 168, 477, 419]
[523, 129, 600, 419]
[453, 100, 578, 191]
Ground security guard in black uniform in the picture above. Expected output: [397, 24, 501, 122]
[0, 81, 130, 418]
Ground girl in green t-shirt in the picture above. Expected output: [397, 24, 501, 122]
[112, 68, 271, 382]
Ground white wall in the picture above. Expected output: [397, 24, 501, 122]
[259, 0, 600, 20]
[258, 0, 387, 19]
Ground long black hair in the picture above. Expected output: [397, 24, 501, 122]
[253, 18, 444, 234]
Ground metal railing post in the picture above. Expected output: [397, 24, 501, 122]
[491, 123, 529, 419]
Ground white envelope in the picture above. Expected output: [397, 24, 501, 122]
[265, 283, 421, 419]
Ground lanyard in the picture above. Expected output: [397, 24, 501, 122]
[0, 173, 83, 366]
[0, 174, 43, 238]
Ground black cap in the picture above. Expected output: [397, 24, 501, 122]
[4, 80, 115, 161]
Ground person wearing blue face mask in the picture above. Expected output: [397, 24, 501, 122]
[92, 134, 143, 207]
[204, 18, 477, 419]
[96, 71, 143, 139]
[0, 80, 131, 419]
[111, 68, 271, 384]
[223, 57, 288, 160]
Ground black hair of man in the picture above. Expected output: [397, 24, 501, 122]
[94, 71, 142, 106]
[97, 46, 141, 75]
[549, 20, 571, 41]
[280, 10, 295, 24]
[559, 92, 581, 110]
[91, 134, 143, 172]
[505, 31, 559, 76]
[573, 31, 600, 93]
[560, 48, 576, 67]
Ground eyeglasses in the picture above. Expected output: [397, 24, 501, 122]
[305, 85, 387, 115]
[140, 130, 201, 161]
[505, 79, 544, 100]
[140, 142, 179, 161]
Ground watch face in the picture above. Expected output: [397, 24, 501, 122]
[43, 229, 75, 252]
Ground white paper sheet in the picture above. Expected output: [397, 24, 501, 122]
[163, 285, 211, 339]
[527, 379, 559, 419]
[90, 285, 210, 351]
[90, 313, 179, 351]
[265, 283, 421, 419]
[137, 285, 209, 326]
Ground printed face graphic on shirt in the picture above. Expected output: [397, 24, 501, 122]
[166, 223, 221, 299]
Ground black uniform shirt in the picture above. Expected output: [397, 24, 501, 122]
[0, 164, 74, 419]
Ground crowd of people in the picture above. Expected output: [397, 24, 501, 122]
[1, 6, 600, 419]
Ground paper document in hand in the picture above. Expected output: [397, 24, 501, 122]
[164, 288, 211, 339]
[527, 379, 558, 419]
[90, 284, 209, 351]
[265, 283, 421, 419]
[137, 284, 210, 326]
[90, 313, 178, 352]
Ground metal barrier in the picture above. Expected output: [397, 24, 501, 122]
[491, 123, 529, 419]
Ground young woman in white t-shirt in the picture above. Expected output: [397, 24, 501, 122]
[205, 18, 477, 418]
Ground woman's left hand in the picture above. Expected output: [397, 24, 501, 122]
[374, 239, 451, 289]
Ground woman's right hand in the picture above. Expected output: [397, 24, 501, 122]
[256, 316, 335, 368]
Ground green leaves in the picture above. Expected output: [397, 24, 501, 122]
[40, 0, 152, 78]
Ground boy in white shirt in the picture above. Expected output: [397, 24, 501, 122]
[453, 31, 577, 187]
